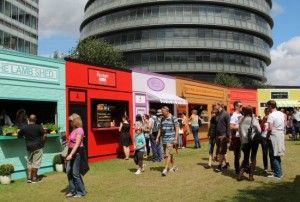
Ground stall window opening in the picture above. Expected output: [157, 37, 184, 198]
[0, 99, 57, 129]
[91, 99, 129, 129]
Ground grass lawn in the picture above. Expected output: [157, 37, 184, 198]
[1, 138, 300, 202]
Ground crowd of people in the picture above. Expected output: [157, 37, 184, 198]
[117, 99, 291, 182]
[205, 100, 286, 181]
[8, 99, 298, 198]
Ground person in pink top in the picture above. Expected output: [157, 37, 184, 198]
[65, 113, 89, 198]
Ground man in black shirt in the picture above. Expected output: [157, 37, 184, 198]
[215, 102, 231, 172]
[18, 114, 46, 183]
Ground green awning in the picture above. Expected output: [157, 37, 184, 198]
[275, 100, 300, 107]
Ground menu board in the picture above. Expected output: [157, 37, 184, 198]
[96, 104, 112, 128]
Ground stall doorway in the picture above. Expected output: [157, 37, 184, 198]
[69, 104, 88, 149]
[0, 99, 57, 126]
[149, 102, 174, 115]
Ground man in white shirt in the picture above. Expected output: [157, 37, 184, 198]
[293, 108, 300, 140]
[230, 101, 243, 174]
[267, 100, 285, 179]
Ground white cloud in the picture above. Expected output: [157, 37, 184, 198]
[39, 0, 88, 39]
[272, 1, 284, 16]
[267, 36, 300, 85]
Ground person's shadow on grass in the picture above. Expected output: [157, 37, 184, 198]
[217, 175, 300, 201]
[149, 166, 165, 172]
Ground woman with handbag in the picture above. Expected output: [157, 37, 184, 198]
[238, 106, 261, 181]
[65, 113, 89, 198]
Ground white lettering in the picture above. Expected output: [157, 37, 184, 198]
[0, 61, 59, 82]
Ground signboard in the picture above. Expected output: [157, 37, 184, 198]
[147, 77, 165, 92]
[135, 94, 146, 105]
[136, 107, 146, 116]
[0, 60, 58, 83]
[69, 90, 86, 103]
[184, 85, 224, 98]
[271, 92, 288, 99]
[88, 69, 116, 87]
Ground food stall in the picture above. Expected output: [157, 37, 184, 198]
[229, 88, 258, 115]
[258, 87, 300, 116]
[132, 69, 187, 118]
[176, 77, 229, 140]
[66, 60, 133, 163]
[0, 49, 66, 180]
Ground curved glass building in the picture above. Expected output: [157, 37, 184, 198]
[80, 0, 273, 83]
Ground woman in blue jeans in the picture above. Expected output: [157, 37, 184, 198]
[66, 114, 89, 198]
[190, 110, 201, 148]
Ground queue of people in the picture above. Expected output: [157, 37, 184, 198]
[205, 100, 286, 181]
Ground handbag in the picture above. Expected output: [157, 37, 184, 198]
[247, 118, 262, 144]
[61, 145, 69, 158]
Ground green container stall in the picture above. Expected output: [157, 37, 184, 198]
[0, 49, 66, 180]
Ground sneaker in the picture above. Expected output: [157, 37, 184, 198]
[135, 169, 142, 175]
[66, 193, 75, 197]
[162, 169, 168, 176]
[73, 195, 84, 198]
[215, 165, 223, 172]
[170, 167, 178, 173]
[267, 175, 281, 179]
[27, 178, 32, 183]
[31, 178, 40, 184]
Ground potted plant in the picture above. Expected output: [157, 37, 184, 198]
[53, 154, 64, 172]
[0, 164, 14, 185]
[43, 123, 60, 134]
[2, 126, 18, 136]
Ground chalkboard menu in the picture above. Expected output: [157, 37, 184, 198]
[96, 104, 112, 128]
[271, 92, 288, 99]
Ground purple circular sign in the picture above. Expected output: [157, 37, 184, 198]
[147, 77, 165, 92]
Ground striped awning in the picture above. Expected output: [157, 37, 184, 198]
[275, 100, 300, 107]
[147, 92, 188, 105]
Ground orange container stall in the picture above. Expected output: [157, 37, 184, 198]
[176, 77, 229, 141]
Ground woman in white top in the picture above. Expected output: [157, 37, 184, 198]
[189, 110, 201, 149]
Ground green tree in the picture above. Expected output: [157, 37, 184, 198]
[214, 73, 243, 88]
[53, 50, 59, 59]
[69, 37, 126, 68]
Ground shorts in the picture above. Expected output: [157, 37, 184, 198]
[163, 144, 174, 157]
[216, 136, 228, 155]
[27, 148, 43, 168]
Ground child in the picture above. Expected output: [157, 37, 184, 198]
[133, 121, 146, 175]
[178, 123, 184, 149]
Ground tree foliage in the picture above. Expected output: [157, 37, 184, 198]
[69, 37, 126, 68]
[214, 73, 243, 88]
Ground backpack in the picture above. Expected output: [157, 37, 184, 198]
[247, 118, 262, 144]
[151, 116, 159, 133]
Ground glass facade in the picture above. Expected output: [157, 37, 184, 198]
[81, 0, 273, 82]
[0, 0, 38, 54]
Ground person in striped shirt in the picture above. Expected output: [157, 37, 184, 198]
[156, 106, 179, 176]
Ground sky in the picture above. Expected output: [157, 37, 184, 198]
[38, 0, 300, 86]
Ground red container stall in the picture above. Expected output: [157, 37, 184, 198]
[66, 60, 133, 162]
[229, 88, 258, 115]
